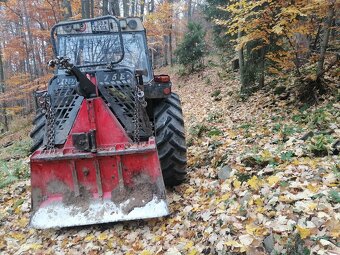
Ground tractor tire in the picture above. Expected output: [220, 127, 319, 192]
[154, 93, 187, 186]
[30, 110, 46, 153]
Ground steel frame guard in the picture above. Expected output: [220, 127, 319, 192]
[50, 15, 125, 68]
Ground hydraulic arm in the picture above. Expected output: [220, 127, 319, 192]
[48, 57, 96, 98]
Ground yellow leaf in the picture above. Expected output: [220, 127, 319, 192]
[84, 234, 95, 242]
[279, 195, 293, 203]
[306, 183, 319, 193]
[247, 176, 262, 191]
[188, 249, 198, 255]
[185, 187, 195, 194]
[18, 218, 29, 228]
[216, 192, 231, 204]
[308, 202, 317, 211]
[140, 250, 152, 255]
[98, 233, 107, 241]
[225, 240, 243, 247]
[256, 206, 265, 213]
[260, 150, 272, 161]
[267, 176, 280, 186]
[229, 130, 237, 139]
[14, 207, 21, 214]
[107, 240, 114, 249]
[14, 243, 43, 253]
[153, 236, 162, 242]
[233, 180, 241, 189]
[28, 243, 43, 250]
[184, 241, 194, 250]
[246, 224, 268, 237]
[10, 232, 25, 241]
[273, 24, 284, 35]
[330, 228, 340, 238]
[296, 225, 311, 239]
[254, 198, 263, 206]
[160, 224, 166, 231]
[222, 193, 231, 200]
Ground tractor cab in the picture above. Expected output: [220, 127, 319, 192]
[52, 16, 152, 82]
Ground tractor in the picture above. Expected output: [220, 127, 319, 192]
[29, 16, 186, 229]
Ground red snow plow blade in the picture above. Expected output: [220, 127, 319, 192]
[30, 98, 169, 229]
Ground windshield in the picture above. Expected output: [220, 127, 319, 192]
[57, 34, 123, 67]
[57, 32, 152, 82]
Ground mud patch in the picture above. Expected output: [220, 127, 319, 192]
[122, 183, 154, 213]
[63, 186, 92, 213]
[111, 187, 131, 204]
[111, 174, 164, 214]
[47, 180, 69, 194]
[31, 188, 42, 211]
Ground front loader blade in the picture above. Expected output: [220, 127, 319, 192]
[30, 145, 169, 229]
[30, 98, 169, 229]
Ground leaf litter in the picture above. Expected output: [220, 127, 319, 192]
[0, 63, 339, 254]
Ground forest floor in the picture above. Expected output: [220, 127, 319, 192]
[0, 59, 339, 255]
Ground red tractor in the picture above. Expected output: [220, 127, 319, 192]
[29, 16, 186, 229]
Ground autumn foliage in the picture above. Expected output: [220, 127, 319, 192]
[212, 0, 339, 95]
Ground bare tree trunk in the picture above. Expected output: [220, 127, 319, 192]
[131, 0, 136, 15]
[169, 31, 173, 66]
[317, 1, 335, 77]
[238, 29, 246, 91]
[122, 0, 129, 17]
[103, 0, 109, 15]
[90, 0, 94, 18]
[163, 35, 168, 66]
[82, 0, 91, 18]
[22, 0, 39, 77]
[140, 0, 144, 19]
[149, 0, 154, 13]
[15, 20, 33, 79]
[187, 0, 192, 23]
[0, 46, 9, 132]
[34, 39, 44, 75]
[312, 24, 322, 51]
[237, 0, 246, 92]
[259, 46, 265, 88]
[62, 0, 73, 19]
[168, 0, 173, 66]
[109, 0, 120, 16]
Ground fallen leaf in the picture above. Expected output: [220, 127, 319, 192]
[233, 180, 241, 189]
[247, 176, 262, 190]
[296, 225, 311, 239]
[239, 234, 253, 246]
[267, 176, 280, 186]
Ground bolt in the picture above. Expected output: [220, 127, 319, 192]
[82, 168, 89, 176]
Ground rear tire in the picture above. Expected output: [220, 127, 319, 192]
[30, 110, 46, 152]
[154, 93, 187, 186]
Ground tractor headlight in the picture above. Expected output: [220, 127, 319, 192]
[127, 20, 137, 30]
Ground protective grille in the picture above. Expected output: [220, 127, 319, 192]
[96, 68, 152, 139]
[48, 75, 83, 145]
